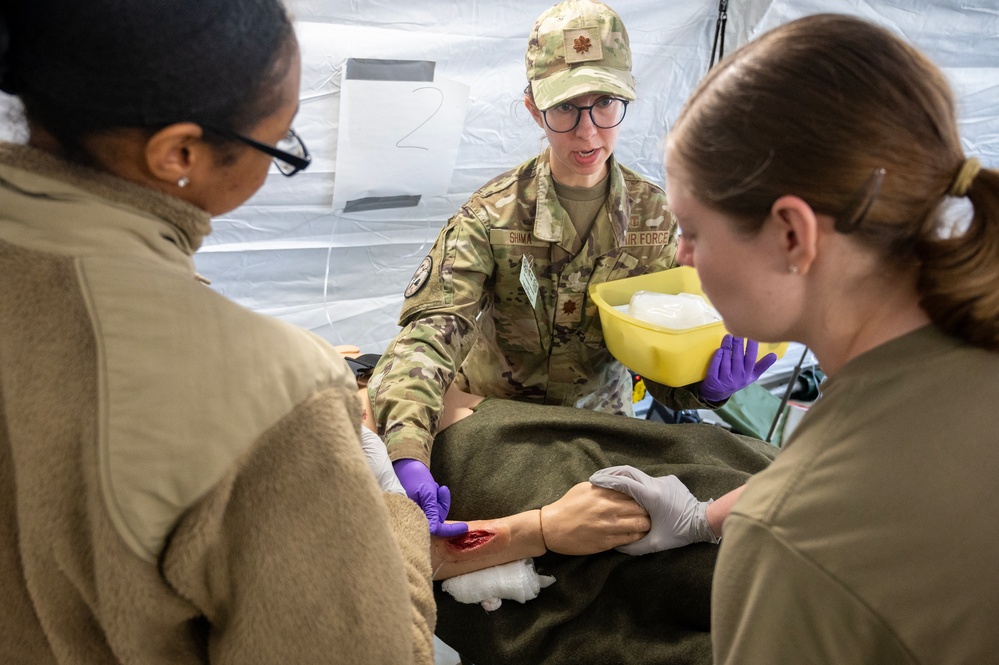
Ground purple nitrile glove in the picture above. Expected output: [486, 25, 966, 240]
[698, 335, 778, 403]
[392, 458, 468, 538]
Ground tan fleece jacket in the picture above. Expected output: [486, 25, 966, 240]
[0, 143, 435, 664]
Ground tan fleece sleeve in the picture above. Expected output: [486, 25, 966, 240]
[160, 386, 434, 664]
[384, 493, 436, 665]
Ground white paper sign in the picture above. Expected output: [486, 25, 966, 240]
[332, 59, 470, 212]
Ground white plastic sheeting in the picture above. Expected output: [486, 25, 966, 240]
[2, 2, 996, 354]
[194, 0, 721, 353]
[195, 0, 999, 354]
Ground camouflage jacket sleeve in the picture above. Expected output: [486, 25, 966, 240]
[644, 377, 724, 411]
[368, 204, 493, 465]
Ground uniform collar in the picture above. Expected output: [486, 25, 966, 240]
[0, 142, 212, 253]
[533, 148, 629, 247]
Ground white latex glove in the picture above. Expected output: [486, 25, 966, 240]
[360, 425, 406, 495]
[588, 465, 719, 555]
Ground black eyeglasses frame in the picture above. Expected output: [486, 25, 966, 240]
[541, 97, 630, 134]
[201, 126, 312, 177]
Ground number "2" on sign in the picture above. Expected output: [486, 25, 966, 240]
[395, 86, 444, 151]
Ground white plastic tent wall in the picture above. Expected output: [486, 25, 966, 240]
[199, 0, 998, 355]
[2, 1, 996, 357]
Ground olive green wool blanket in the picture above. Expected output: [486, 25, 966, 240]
[430, 398, 776, 665]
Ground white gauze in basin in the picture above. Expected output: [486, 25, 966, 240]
[441, 558, 556, 612]
[616, 291, 722, 329]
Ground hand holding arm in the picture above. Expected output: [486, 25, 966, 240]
[393, 458, 468, 538]
[588, 465, 719, 555]
[698, 335, 777, 403]
[430, 480, 651, 579]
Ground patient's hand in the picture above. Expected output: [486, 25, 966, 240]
[540, 482, 651, 555]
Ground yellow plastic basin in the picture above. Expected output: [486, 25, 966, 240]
[589, 266, 788, 387]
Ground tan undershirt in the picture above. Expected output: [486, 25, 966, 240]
[552, 173, 610, 263]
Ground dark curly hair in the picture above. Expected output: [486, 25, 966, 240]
[0, 0, 295, 160]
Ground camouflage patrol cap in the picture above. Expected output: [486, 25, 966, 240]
[526, 0, 636, 111]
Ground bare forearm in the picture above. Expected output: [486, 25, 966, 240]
[706, 484, 746, 539]
[430, 480, 653, 578]
[431, 510, 546, 580]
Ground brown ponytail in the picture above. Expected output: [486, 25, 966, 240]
[918, 166, 999, 350]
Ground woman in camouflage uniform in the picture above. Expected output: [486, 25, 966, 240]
[369, 0, 775, 535]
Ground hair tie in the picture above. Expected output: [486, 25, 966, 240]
[948, 157, 981, 198]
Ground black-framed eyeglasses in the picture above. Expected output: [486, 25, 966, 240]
[202, 126, 312, 177]
[541, 97, 629, 133]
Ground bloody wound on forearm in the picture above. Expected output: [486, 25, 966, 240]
[446, 530, 495, 552]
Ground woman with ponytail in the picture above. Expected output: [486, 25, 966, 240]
[604, 13, 999, 664]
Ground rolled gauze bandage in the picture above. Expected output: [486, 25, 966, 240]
[441, 558, 556, 611]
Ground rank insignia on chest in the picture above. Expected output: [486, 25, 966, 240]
[405, 256, 433, 298]
[555, 293, 584, 325]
